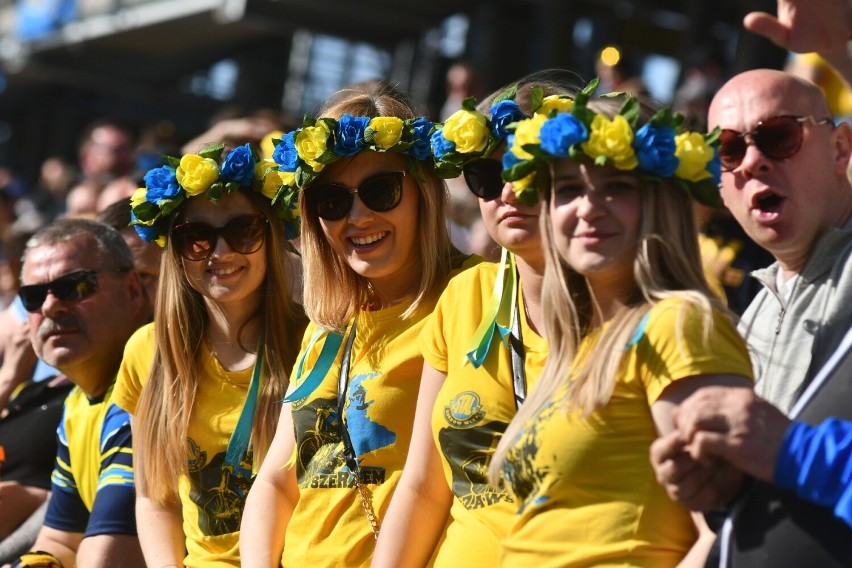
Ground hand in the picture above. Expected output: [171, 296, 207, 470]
[743, 0, 852, 56]
[673, 386, 792, 483]
[650, 431, 745, 511]
[0, 321, 38, 416]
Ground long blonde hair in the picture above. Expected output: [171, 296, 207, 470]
[300, 83, 457, 332]
[135, 191, 306, 505]
[489, 96, 733, 482]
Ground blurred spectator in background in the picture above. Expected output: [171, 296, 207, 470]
[788, 53, 852, 121]
[594, 46, 648, 97]
[673, 46, 728, 132]
[440, 60, 485, 120]
[77, 120, 135, 185]
[96, 198, 161, 317]
[181, 106, 293, 155]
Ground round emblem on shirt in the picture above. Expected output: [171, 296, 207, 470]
[445, 391, 486, 428]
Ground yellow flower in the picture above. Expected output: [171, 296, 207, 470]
[295, 122, 331, 170]
[442, 109, 489, 154]
[581, 114, 638, 170]
[369, 117, 404, 149]
[510, 114, 548, 160]
[511, 172, 537, 194]
[675, 132, 713, 182]
[260, 168, 296, 199]
[536, 96, 574, 117]
[130, 187, 148, 209]
[176, 154, 219, 196]
[260, 130, 284, 160]
[155, 235, 167, 248]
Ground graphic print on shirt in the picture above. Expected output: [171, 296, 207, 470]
[186, 437, 254, 536]
[292, 372, 394, 490]
[503, 399, 558, 514]
[439, 391, 513, 510]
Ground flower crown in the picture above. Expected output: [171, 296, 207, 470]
[130, 143, 300, 245]
[269, 113, 436, 194]
[502, 78, 723, 207]
[429, 84, 529, 179]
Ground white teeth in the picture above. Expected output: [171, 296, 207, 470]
[351, 232, 387, 246]
[210, 267, 239, 276]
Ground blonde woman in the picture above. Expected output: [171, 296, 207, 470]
[373, 70, 584, 568]
[240, 84, 470, 567]
[113, 143, 306, 567]
[489, 82, 754, 566]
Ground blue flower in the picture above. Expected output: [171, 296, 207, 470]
[408, 117, 434, 161]
[707, 148, 721, 184]
[131, 212, 160, 243]
[143, 166, 180, 203]
[539, 114, 588, 158]
[490, 100, 526, 139]
[273, 132, 300, 172]
[633, 124, 678, 177]
[220, 144, 256, 186]
[502, 140, 524, 170]
[334, 114, 370, 157]
[430, 130, 456, 160]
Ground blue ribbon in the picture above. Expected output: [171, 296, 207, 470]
[224, 348, 263, 471]
[283, 329, 345, 403]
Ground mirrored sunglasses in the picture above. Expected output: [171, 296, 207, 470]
[18, 269, 128, 313]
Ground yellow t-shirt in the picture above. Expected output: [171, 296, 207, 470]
[500, 299, 754, 568]
[114, 323, 255, 568]
[282, 301, 431, 567]
[420, 262, 547, 567]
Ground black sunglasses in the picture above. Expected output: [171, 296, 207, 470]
[463, 159, 504, 200]
[719, 115, 833, 172]
[307, 171, 405, 221]
[170, 214, 268, 261]
[18, 269, 129, 313]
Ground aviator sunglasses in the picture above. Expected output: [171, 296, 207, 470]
[18, 268, 129, 313]
[463, 159, 504, 200]
[718, 115, 833, 172]
[170, 214, 268, 261]
[308, 171, 405, 221]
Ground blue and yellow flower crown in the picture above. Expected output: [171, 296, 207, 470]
[501, 78, 723, 207]
[429, 84, 528, 179]
[269, 113, 436, 193]
[130, 143, 300, 245]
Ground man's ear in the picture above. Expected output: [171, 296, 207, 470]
[831, 121, 852, 178]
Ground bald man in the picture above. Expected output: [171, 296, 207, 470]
[651, 69, 852, 566]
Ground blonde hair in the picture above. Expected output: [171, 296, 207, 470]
[489, 95, 734, 483]
[300, 83, 457, 332]
[135, 191, 306, 505]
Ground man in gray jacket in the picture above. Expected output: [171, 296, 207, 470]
[712, 68, 852, 412]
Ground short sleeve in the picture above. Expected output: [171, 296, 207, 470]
[84, 404, 136, 536]
[113, 323, 156, 415]
[419, 289, 450, 373]
[639, 300, 754, 403]
[44, 406, 89, 533]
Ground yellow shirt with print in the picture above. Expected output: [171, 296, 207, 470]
[420, 261, 547, 568]
[115, 323, 255, 568]
[500, 298, 753, 568]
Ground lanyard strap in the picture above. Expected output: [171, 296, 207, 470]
[509, 297, 527, 410]
[224, 346, 263, 471]
[336, 320, 359, 474]
[335, 319, 381, 538]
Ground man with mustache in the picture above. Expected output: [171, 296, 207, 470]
[9, 218, 148, 568]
